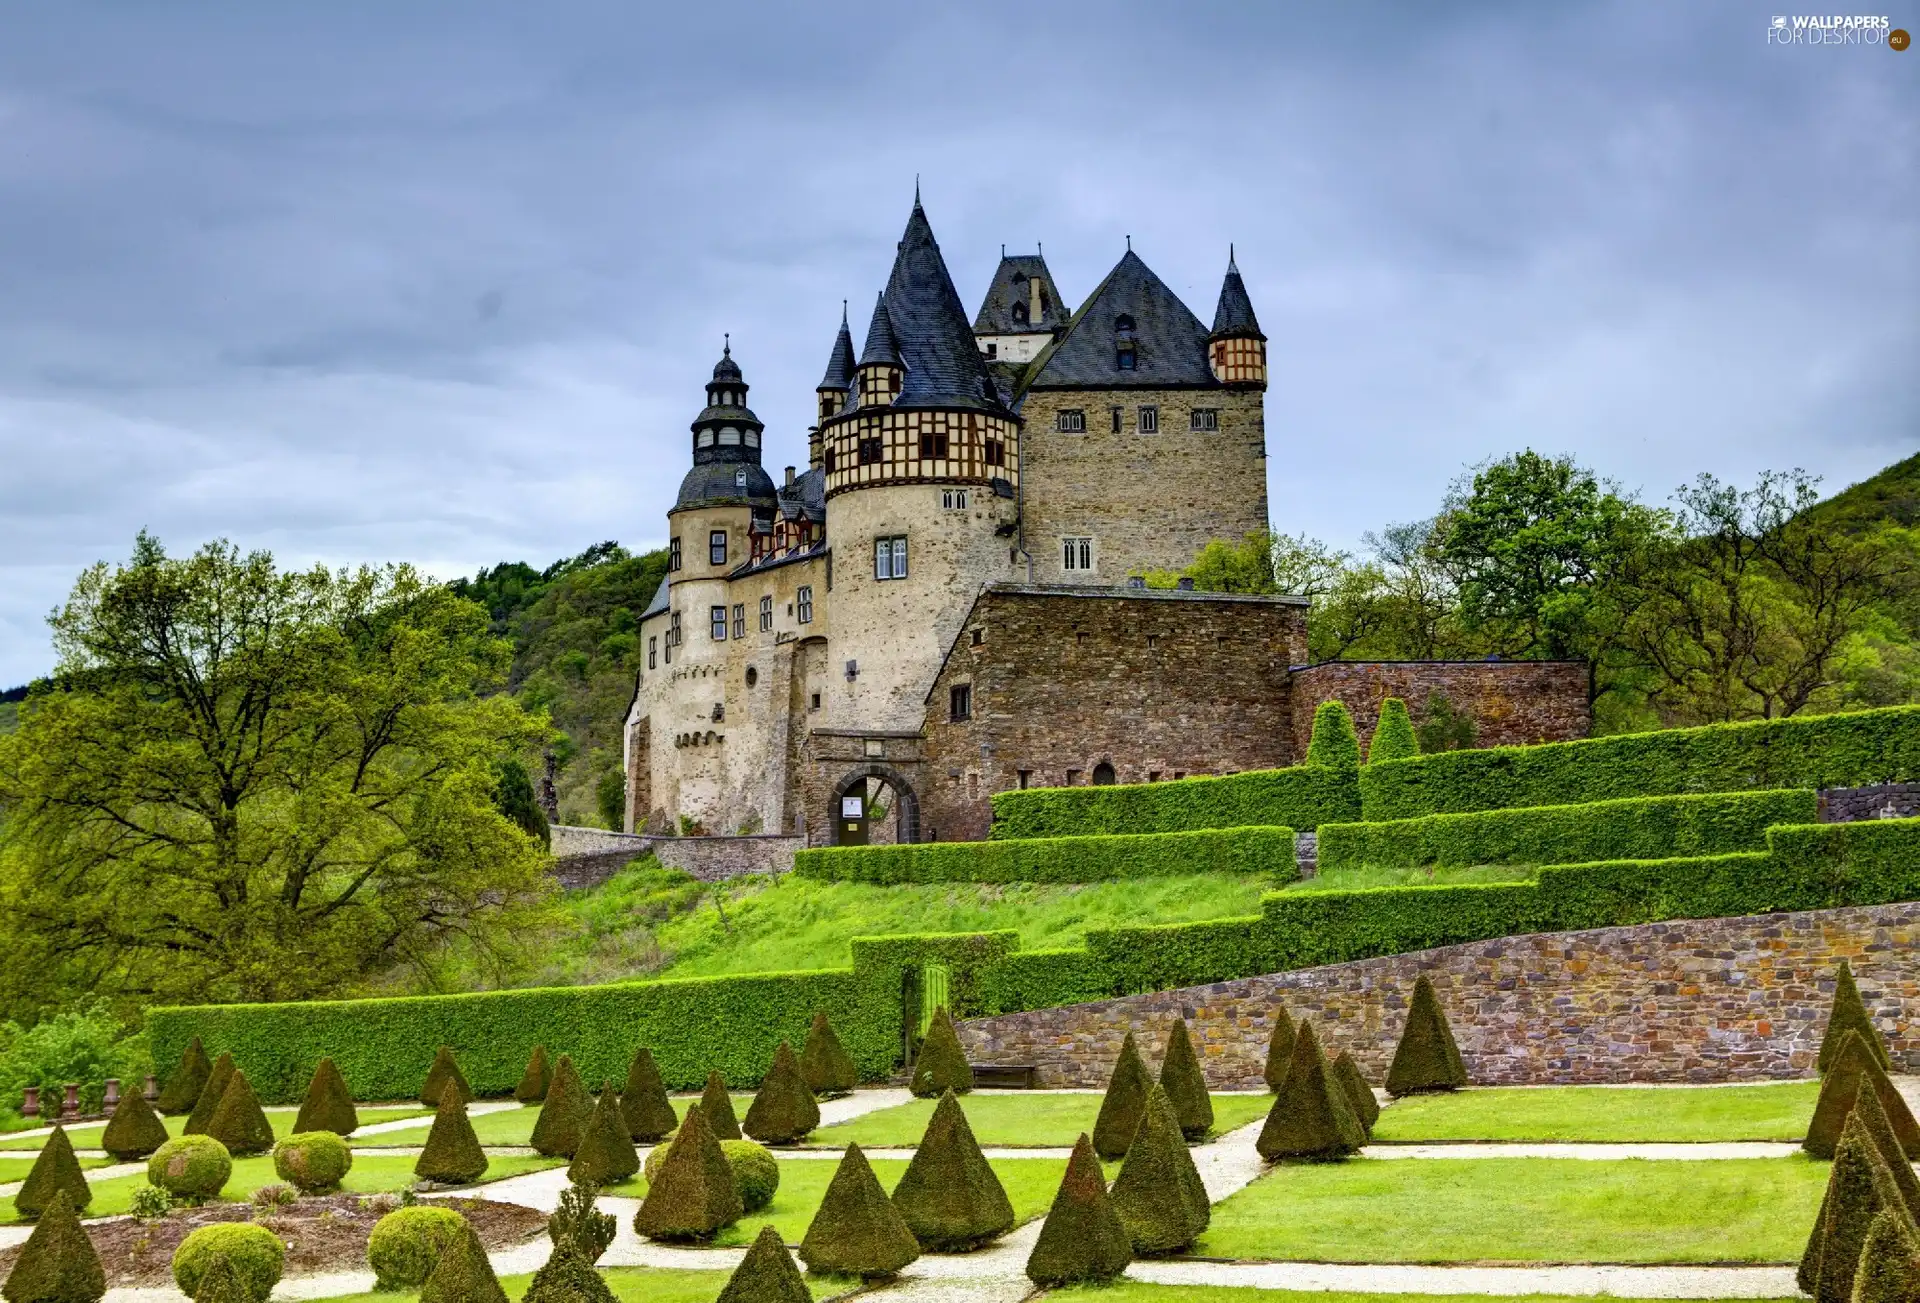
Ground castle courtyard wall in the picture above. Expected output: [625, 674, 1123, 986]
[1288, 658, 1591, 755]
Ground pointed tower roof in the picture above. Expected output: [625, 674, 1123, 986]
[1210, 248, 1264, 340]
[1025, 250, 1216, 390]
[818, 303, 856, 391]
[859, 292, 901, 367]
[973, 252, 1072, 335]
[873, 201, 1010, 413]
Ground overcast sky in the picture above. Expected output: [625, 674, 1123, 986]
[0, 2, 1913, 686]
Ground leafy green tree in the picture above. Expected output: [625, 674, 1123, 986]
[494, 759, 550, 849]
[595, 768, 627, 833]
[0, 535, 558, 1009]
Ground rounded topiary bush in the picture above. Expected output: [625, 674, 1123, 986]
[642, 1136, 780, 1213]
[273, 1132, 353, 1193]
[172, 1223, 286, 1302]
[147, 1135, 233, 1201]
[367, 1205, 469, 1290]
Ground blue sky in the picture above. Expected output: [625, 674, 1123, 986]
[0, 2, 1913, 685]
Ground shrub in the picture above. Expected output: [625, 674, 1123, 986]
[548, 1178, 616, 1265]
[1818, 960, 1892, 1075]
[989, 765, 1355, 840]
[742, 1041, 819, 1145]
[1386, 975, 1468, 1097]
[368, 1206, 468, 1289]
[567, 1086, 638, 1187]
[0, 1001, 148, 1123]
[798, 1012, 858, 1098]
[273, 1132, 353, 1193]
[292, 1058, 359, 1137]
[248, 1185, 295, 1210]
[620, 1048, 676, 1143]
[419, 1222, 507, 1303]
[795, 825, 1299, 885]
[1330, 1051, 1381, 1134]
[1255, 1021, 1366, 1162]
[171, 1224, 284, 1303]
[128, 1185, 174, 1221]
[699, 1071, 742, 1141]
[797, 1142, 919, 1279]
[1368, 698, 1420, 765]
[643, 1139, 779, 1214]
[1803, 1117, 1907, 1303]
[715, 1225, 809, 1303]
[100, 1088, 170, 1162]
[1850, 1210, 1920, 1303]
[633, 1103, 741, 1242]
[521, 1245, 614, 1303]
[0, 1189, 103, 1303]
[1262, 1007, 1295, 1093]
[514, 1046, 551, 1104]
[1091, 1032, 1152, 1161]
[1108, 1084, 1209, 1256]
[890, 1089, 1015, 1252]
[908, 1008, 972, 1099]
[1804, 1031, 1920, 1160]
[13, 1128, 91, 1221]
[1157, 1018, 1213, 1142]
[530, 1054, 590, 1158]
[188, 1257, 250, 1303]
[205, 1070, 275, 1158]
[1844, 1082, 1920, 1215]
[182, 1053, 234, 1137]
[415, 1087, 489, 1185]
[156, 1037, 212, 1116]
[147, 1136, 232, 1201]
[420, 1047, 473, 1109]
[1306, 701, 1361, 771]
[1025, 1133, 1132, 1286]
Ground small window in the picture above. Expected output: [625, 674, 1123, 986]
[734, 468, 748, 487]
[709, 530, 728, 566]
[1110, 407, 1123, 433]
[1190, 408, 1220, 431]
[1116, 344, 1136, 370]
[669, 611, 681, 646]
[1139, 405, 1159, 433]
[984, 439, 1005, 466]
[970, 627, 983, 646]
[797, 585, 814, 624]
[669, 537, 682, 571]
[875, 535, 908, 581]
[858, 437, 883, 464]
[710, 606, 727, 640]
[986, 342, 998, 358]
[942, 488, 969, 510]
[697, 429, 715, 448]
[648, 636, 657, 669]
[920, 432, 949, 459]
[1057, 409, 1086, 433]
[1149, 770, 1162, 783]
[809, 691, 821, 710]
[824, 448, 838, 473]
[1146, 634, 1159, 649]
[745, 666, 758, 686]
[1066, 768, 1083, 785]
[1012, 301, 1029, 325]
[1017, 769, 1032, 789]
[732, 603, 746, 639]
[759, 595, 773, 631]
[950, 683, 972, 722]
[1092, 761, 1116, 785]
[888, 372, 899, 394]
[1063, 537, 1094, 572]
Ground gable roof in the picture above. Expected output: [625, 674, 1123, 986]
[1022, 250, 1217, 390]
[972, 252, 1072, 335]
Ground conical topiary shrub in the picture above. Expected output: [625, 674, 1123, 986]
[1091, 1031, 1153, 1161]
[420, 1047, 473, 1109]
[798, 1142, 921, 1279]
[1306, 700, 1361, 770]
[621, 1048, 677, 1143]
[515, 1046, 552, 1105]
[1331, 1050, 1381, 1134]
[1800, 1079, 1920, 1299]
[1385, 975, 1468, 1097]
[633, 1103, 742, 1243]
[293, 1058, 359, 1137]
[189, 1255, 250, 1303]
[1262, 1007, 1296, 1093]
[1850, 1209, 1920, 1303]
[419, 1222, 508, 1303]
[799, 1012, 858, 1098]
[11, 1128, 90, 1221]
[156, 1037, 213, 1116]
[1805, 1029, 1920, 1160]
[1026, 1133, 1132, 1286]
[183, 1052, 235, 1136]
[890, 1089, 1014, 1252]
[568, 1085, 639, 1187]
[1818, 960, 1893, 1076]
[206, 1069, 276, 1158]
[100, 1086, 171, 1161]
[908, 1007, 973, 1099]
[1804, 1114, 1908, 1303]
[1108, 1085, 1209, 1256]
[716, 1225, 810, 1303]
[698, 1071, 743, 1142]
[520, 1244, 614, 1303]
[1256, 1021, 1367, 1162]
[1368, 698, 1420, 764]
[1158, 1018, 1214, 1143]
[1, 1189, 104, 1303]
[415, 1085, 489, 1186]
[531, 1053, 591, 1158]
[743, 1041, 820, 1145]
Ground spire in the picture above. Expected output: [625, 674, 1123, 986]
[711, 336, 743, 382]
[859, 292, 901, 367]
[818, 304, 856, 391]
[1210, 248, 1264, 340]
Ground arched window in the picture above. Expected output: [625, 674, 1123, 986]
[697, 429, 715, 448]
[1091, 761, 1117, 786]
[719, 426, 742, 446]
[1115, 314, 1135, 332]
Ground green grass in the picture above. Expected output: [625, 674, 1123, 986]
[3, 1152, 565, 1224]
[602, 1155, 1073, 1247]
[0, 1106, 434, 1152]
[1200, 1157, 1826, 1263]
[1274, 863, 1536, 893]
[350, 1098, 755, 1149]
[1373, 1082, 1821, 1143]
[1049, 1288, 1793, 1303]
[810, 1092, 1272, 1148]
[300, 1266, 843, 1303]
[0, 1156, 117, 1181]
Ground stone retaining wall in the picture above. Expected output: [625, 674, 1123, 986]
[956, 901, 1920, 1087]
[547, 825, 802, 888]
[1821, 783, 1920, 824]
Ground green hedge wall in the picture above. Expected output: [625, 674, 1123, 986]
[988, 764, 1358, 840]
[1359, 705, 1920, 821]
[1318, 789, 1817, 872]
[794, 825, 1298, 885]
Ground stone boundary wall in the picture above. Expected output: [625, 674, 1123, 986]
[547, 825, 802, 888]
[550, 825, 650, 858]
[1288, 659, 1590, 756]
[1821, 783, 1920, 824]
[956, 901, 1920, 1087]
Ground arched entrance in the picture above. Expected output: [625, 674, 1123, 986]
[830, 763, 922, 845]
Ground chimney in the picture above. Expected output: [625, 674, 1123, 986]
[784, 465, 795, 486]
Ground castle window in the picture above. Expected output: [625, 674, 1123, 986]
[1017, 769, 1032, 788]
[858, 437, 883, 465]
[719, 426, 741, 446]
[874, 535, 908, 581]
[943, 488, 969, 510]
[759, 595, 773, 631]
[649, 636, 657, 669]
[735, 468, 748, 488]
[710, 606, 727, 640]
[809, 691, 821, 710]
[950, 683, 972, 722]
[1012, 301, 1029, 325]
[797, 585, 813, 623]
[920, 432, 949, 459]
[1062, 537, 1094, 572]
[970, 627, 983, 646]
[709, 531, 728, 566]
[746, 666, 758, 686]
[1139, 405, 1159, 433]
[1092, 761, 1116, 786]
[1116, 344, 1136, 370]
[1190, 408, 1220, 431]
[984, 439, 1005, 466]
[824, 448, 837, 473]
[745, 429, 760, 448]
[1149, 771, 1162, 782]
[1066, 768, 1083, 785]
[732, 603, 745, 639]
[985, 342, 997, 359]
[697, 429, 715, 448]
[889, 371, 899, 394]
[1110, 407, 1123, 433]
[1057, 409, 1086, 433]
[670, 537, 682, 571]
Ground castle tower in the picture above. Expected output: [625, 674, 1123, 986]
[1208, 248, 1268, 389]
[810, 304, 855, 471]
[972, 251, 1071, 365]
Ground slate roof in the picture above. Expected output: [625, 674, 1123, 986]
[639, 574, 669, 621]
[1210, 250, 1264, 339]
[777, 465, 826, 523]
[817, 307, 856, 391]
[1023, 250, 1218, 390]
[861, 202, 1011, 414]
[858, 292, 901, 367]
[972, 252, 1072, 335]
[674, 459, 778, 511]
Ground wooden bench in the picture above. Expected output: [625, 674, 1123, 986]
[970, 1063, 1041, 1089]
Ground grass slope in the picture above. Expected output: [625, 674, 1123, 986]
[1373, 1082, 1820, 1143]
[1804, 450, 1920, 534]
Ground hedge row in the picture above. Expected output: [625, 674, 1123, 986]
[1359, 704, 1920, 821]
[1318, 788, 1817, 873]
[794, 825, 1298, 885]
[988, 763, 1358, 840]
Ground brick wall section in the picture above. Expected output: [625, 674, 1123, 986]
[1288, 660, 1591, 756]
[956, 902, 1920, 1086]
[920, 585, 1309, 842]
[1821, 783, 1920, 823]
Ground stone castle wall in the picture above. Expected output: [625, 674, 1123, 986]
[956, 901, 1920, 1086]
[1289, 659, 1591, 756]
[548, 825, 802, 887]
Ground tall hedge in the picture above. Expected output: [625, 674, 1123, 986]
[795, 825, 1299, 885]
[989, 764, 1358, 840]
[1368, 698, 1420, 765]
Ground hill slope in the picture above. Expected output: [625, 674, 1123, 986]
[1804, 451, 1920, 533]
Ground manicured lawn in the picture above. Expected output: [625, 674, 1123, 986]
[0, 1106, 434, 1152]
[1051, 1288, 1793, 1303]
[305, 1266, 841, 1303]
[4, 1152, 565, 1224]
[603, 1155, 1074, 1248]
[351, 1098, 753, 1149]
[810, 1092, 1272, 1148]
[1199, 1157, 1826, 1263]
[1373, 1082, 1821, 1143]
[0, 1155, 117, 1181]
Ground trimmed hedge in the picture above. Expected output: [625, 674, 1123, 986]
[795, 826, 1297, 885]
[1319, 789, 1815, 873]
[989, 764, 1358, 840]
[1360, 704, 1920, 821]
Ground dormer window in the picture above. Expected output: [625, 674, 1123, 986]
[1115, 314, 1137, 370]
[719, 426, 741, 446]
[1011, 301, 1029, 326]
[735, 469, 748, 488]
[697, 429, 715, 448]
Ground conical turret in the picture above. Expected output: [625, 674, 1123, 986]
[1208, 248, 1267, 388]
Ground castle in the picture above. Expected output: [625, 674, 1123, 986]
[625, 199, 1590, 845]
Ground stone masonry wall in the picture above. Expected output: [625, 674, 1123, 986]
[548, 825, 801, 888]
[956, 901, 1920, 1086]
[1821, 783, 1920, 824]
[1289, 659, 1590, 756]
